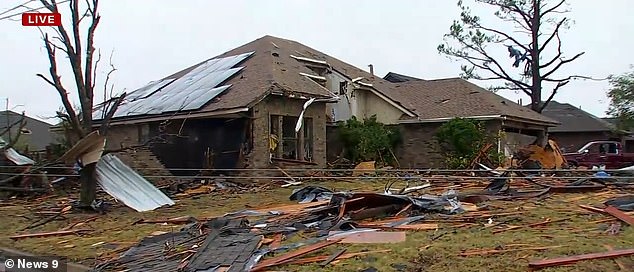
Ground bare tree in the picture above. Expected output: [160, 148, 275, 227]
[438, 0, 596, 145]
[0, 111, 28, 149]
[3, 0, 126, 208]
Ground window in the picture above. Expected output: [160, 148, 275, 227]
[594, 143, 618, 154]
[339, 81, 347, 95]
[270, 115, 313, 161]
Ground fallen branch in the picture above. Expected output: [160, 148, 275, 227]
[61, 215, 99, 230]
[21, 212, 62, 231]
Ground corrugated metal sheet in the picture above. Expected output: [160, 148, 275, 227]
[96, 154, 174, 212]
[94, 51, 254, 120]
[5, 148, 35, 165]
[0, 137, 35, 165]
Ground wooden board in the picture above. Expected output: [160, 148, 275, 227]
[528, 248, 634, 269]
[328, 231, 406, 244]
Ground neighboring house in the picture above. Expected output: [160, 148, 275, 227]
[0, 110, 56, 151]
[380, 73, 560, 168]
[538, 101, 629, 153]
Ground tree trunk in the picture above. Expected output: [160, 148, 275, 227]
[79, 162, 97, 208]
[531, 0, 548, 147]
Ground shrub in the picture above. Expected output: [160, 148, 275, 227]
[337, 115, 401, 165]
[435, 118, 504, 169]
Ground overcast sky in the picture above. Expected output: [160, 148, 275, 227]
[0, 0, 632, 124]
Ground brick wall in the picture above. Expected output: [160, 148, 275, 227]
[113, 147, 172, 183]
[104, 124, 139, 150]
[395, 120, 502, 168]
[250, 95, 327, 170]
[395, 123, 445, 168]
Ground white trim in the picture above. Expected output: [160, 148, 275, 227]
[399, 115, 503, 124]
[290, 55, 329, 66]
[299, 72, 327, 81]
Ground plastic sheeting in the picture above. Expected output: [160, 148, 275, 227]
[96, 154, 174, 212]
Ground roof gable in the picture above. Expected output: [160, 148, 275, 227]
[539, 101, 616, 132]
[383, 72, 424, 83]
[386, 78, 558, 125]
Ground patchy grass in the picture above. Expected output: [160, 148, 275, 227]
[1, 179, 633, 271]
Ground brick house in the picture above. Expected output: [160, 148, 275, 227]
[95, 36, 341, 174]
[380, 73, 560, 168]
[539, 101, 630, 153]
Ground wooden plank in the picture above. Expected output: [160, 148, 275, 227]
[604, 245, 628, 271]
[528, 248, 634, 269]
[604, 206, 634, 226]
[328, 231, 406, 244]
[274, 249, 392, 266]
[10, 229, 92, 240]
[251, 238, 342, 271]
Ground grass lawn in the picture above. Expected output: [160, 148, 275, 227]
[0, 178, 632, 271]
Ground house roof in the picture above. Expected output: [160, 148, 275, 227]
[383, 72, 424, 83]
[0, 110, 56, 150]
[156, 35, 419, 117]
[386, 78, 559, 126]
[95, 35, 339, 122]
[539, 101, 618, 132]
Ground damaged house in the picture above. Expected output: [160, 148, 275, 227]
[95, 36, 346, 175]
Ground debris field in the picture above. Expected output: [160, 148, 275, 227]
[2, 167, 633, 271]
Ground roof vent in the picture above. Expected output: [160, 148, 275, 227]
[272, 51, 279, 57]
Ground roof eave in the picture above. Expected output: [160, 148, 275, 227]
[398, 115, 503, 124]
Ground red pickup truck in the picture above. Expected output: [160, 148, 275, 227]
[563, 141, 634, 169]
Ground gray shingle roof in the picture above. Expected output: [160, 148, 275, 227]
[384, 78, 559, 125]
[0, 111, 56, 150]
[540, 101, 617, 132]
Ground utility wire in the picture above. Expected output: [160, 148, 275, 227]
[0, 0, 70, 21]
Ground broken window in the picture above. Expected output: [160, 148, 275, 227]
[339, 81, 347, 95]
[270, 115, 313, 161]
